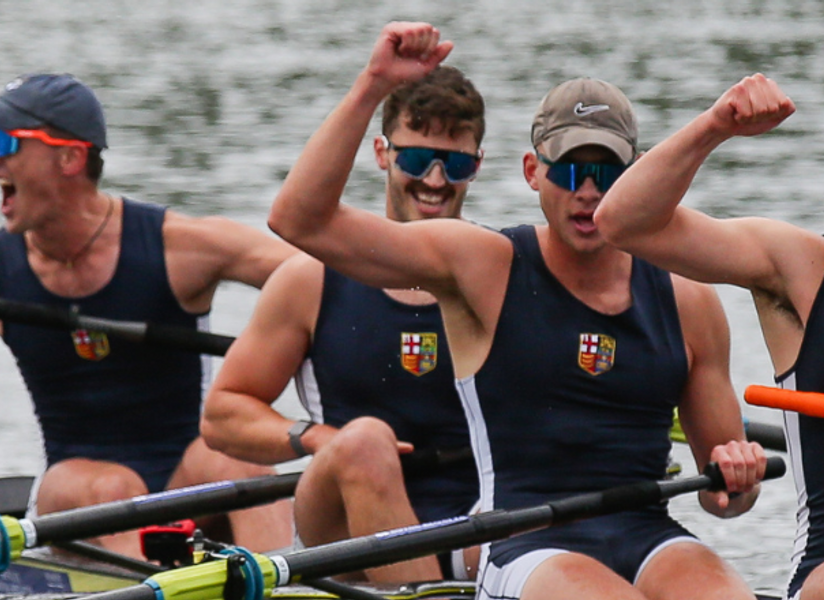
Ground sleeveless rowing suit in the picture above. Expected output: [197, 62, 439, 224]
[456, 225, 696, 595]
[0, 198, 208, 493]
[296, 267, 478, 525]
[777, 276, 824, 600]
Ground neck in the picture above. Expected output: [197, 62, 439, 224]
[27, 194, 115, 269]
[539, 226, 634, 314]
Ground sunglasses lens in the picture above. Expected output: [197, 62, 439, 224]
[395, 147, 437, 178]
[442, 153, 479, 183]
[594, 164, 625, 191]
[547, 163, 575, 190]
[0, 131, 19, 158]
[547, 162, 626, 192]
[394, 147, 478, 183]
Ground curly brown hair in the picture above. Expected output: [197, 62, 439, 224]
[382, 65, 485, 147]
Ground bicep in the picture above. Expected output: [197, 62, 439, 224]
[623, 210, 803, 292]
[294, 209, 486, 293]
[207, 261, 318, 413]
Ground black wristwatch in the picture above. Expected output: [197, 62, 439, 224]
[288, 420, 316, 457]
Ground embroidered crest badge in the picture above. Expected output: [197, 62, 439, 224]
[72, 329, 110, 361]
[578, 333, 616, 376]
[401, 332, 437, 376]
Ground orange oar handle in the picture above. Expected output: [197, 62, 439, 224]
[744, 385, 824, 418]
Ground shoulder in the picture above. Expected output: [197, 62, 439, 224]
[671, 273, 724, 316]
[162, 211, 267, 246]
[670, 273, 730, 352]
[254, 253, 323, 331]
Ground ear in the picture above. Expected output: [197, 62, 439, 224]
[59, 145, 88, 177]
[374, 135, 390, 171]
[523, 152, 540, 191]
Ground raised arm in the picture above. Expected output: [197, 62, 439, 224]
[594, 74, 798, 290]
[671, 275, 766, 518]
[201, 254, 337, 464]
[267, 22, 465, 292]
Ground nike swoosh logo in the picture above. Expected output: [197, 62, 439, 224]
[573, 102, 610, 116]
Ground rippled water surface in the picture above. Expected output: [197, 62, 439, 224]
[1, 1, 822, 596]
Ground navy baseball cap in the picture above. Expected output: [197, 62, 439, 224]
[0, 74, 107, 149]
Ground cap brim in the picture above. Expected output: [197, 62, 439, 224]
[0, 98, 45, 131]
[543, 127, 635, 165]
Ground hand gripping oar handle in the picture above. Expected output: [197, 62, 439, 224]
[75, 457, 785, 600]
[745, 385, 824, 419]
[0, 298, 234, 356]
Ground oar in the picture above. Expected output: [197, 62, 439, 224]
[74, 457, 786, 600]
[0, 298, 234, 356]
[0, 473, 301, 564]
[745, 385, 824, 419]
[669, 411, 786, 452]
[0, 444, 472, 565]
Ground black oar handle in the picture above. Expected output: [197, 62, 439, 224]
[28, 473, 300, 545]
[697, 455, 785, 493]
[0, 298, 235, 356]
[745, 421, 786, 453]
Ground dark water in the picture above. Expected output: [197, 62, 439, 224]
[1, 1, 822, 595]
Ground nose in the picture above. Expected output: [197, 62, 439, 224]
[420, 160, 449, 187]
[576, 176, 602, 199]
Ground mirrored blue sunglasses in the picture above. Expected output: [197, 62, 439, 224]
[384, 136, 481, 184]
[536, 153, 627, 193]
[0, 130, 20, 158]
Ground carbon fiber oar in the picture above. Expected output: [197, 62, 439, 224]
[75, 456, 786, 600]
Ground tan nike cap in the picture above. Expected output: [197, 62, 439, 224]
[531, 78, 637, 165]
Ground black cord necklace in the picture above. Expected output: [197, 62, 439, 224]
[29, 195, 115, 269]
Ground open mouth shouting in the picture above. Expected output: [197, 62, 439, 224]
[1, 179, 15, 217]
[571, 211, 598, 235]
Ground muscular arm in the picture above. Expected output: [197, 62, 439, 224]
[201, 254, 336, 464]
[266, 23, 512, 377]
[594, 75, 799, 293]
[164, 212, 299, 314]
[268, 22, 468, 293]
[672, 275, 766, 518]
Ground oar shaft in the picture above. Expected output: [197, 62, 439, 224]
[77, 457, 785, 600]
[29, 473, 300, 545]
[281, 456, 785, 582]
[0, 298, 234, 356]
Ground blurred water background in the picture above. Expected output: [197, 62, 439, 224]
[1, 0, 822, 596]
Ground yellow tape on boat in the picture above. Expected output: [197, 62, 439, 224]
[1, 516, 25, 563]
[146, 552, 276, 600]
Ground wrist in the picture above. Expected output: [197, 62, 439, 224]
[288, 420, 316, 458]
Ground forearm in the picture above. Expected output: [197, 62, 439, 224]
[268, 70, 388, 243]
[595, 109, 730, 244]
[200, 393, 301, 465]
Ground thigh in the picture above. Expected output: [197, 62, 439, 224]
[636, 540, 754, 600]
[166, 436, 275, 489]
[292, 450, 349, 547]
[36, 458, 148, 514]
[480, 549, 646, 600]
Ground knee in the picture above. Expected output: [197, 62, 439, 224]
[39, 461, 148, 513]
[324, 417, 401, 479]
[87, 469, 148, 504]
